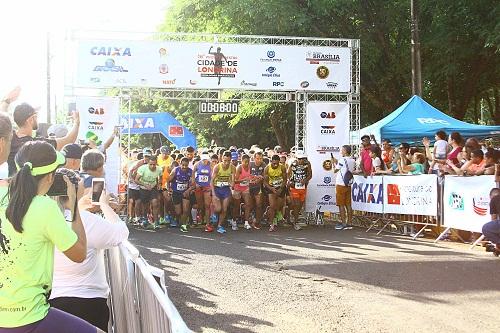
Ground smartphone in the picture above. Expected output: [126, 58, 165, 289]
[47, 173, 68, 196]
[68, 102, 76, 116]
[91, 178, 105, 204]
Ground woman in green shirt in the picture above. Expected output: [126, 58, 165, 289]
[0, 141, 100, 332]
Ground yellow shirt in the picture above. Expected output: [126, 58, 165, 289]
[158, 155, 173, 169]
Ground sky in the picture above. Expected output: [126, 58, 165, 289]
[0, 0, 169, 121]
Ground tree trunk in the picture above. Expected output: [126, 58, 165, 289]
[494, 88, 500, 125]
[269, 105, 289, 151]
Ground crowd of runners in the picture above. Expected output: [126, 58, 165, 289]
[125, 145, 313, 234]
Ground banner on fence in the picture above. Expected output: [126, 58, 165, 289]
[76, 96, 120, 194]
[351, 175, 384, 213]
[304, 102, 349, 212]
[76, 40, 351, 92]
[383, 175, 438, 216]
[443, 175, 495, 233]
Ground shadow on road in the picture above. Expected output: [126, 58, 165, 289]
[130, 226, 498, 332]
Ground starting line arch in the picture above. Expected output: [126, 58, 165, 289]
[64, 30, 360, 152]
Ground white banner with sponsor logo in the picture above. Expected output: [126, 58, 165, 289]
[443, 175, 496, 233]
[76, 40, 351, 92]
[76, 96, 120, 194]
[305, 102, 349, 212]
[383, 175, 438, 216]
[351, 175, 384, 213]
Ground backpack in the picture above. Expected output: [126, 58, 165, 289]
[341, 158, 354, 186]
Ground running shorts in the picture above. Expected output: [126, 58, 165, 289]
[214, 186, 232, 200]
[139, 188, 159, 203]
[128, 188, 140, 200]
[172, 191, 188, 205]
[289, 188, 307, 202]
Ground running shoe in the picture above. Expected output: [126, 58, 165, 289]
[269, 225, 277, 232]
[343, 225, 353, 230]
[251, 222, 261, 230]
[244, 221, 252, 230]
[170, 219, 178, 228]
[159, 217, 166, 225]
[153, 221, 160, 230]
[230, 219, 238, 231]
[205, 224, 214, 232]
[294, 224, 302, 231]
[335, 223, 346, 230]
[180, 225, 188, 233]
[217, 226, 227, 234]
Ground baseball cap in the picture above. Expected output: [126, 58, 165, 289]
[274, 145, 283, 153]
[62, 144, 83, 160]
[13, 103, 38, 126]
[160, 146, 170, 154]
[200, 153, 210, 161]
[143, 148, 153, 156]
[47, 124, 68, 138]
[231, 151, 239, 161]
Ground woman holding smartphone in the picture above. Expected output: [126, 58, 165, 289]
[0, 141, 101, 332]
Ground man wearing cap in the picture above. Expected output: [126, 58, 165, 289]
[158, 146, 173, 169]
[1, 88, 80, 176]
[288, 151, 312, 230]
[62, 144, 83, 172]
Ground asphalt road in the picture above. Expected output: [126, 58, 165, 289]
[129, 224, 500, 333]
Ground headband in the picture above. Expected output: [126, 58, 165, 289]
[16, 151, 66, 176]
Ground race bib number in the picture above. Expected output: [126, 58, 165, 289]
[198, 175, 209, 183]
[295, 182, 305, 189]
[271, 179, 283, 187]
[216, 181, 230, 187]
[176, 183, 188, 191]
[240, 180, 249, 187]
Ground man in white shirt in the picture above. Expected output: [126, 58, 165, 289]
[331, 145, 356, 230]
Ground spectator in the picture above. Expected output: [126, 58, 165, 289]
[331, 145, 355, 230]
[0, 141, 98, 332]
[381, 139, 395, 170]
[425, 130, 449, 174]
[62, 143, 83, 172]
[370, 146, 386, 174]
[481, 188, 500, 256]
[50, 191, 129, 332]
[397, 142, 412, 166]
[447, 149, 485, 176]
[398, 153, 426, 175]
[1, 87, 80, 176]
[359, 135, 373, 177]
[80, 149, 105, 190]
[482, 148, 499, 175]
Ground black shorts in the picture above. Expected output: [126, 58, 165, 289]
[264, 186, 286, 198]
[128, 188, 140, 200]
[139, 188, 159, 203]
[172, 191, 189, 205]
[249, 186, 262, 196]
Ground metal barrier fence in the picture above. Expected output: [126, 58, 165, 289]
[105, 241, 192, 333]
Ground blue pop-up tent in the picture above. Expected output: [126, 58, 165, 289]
[120, 112, 197, 149]
[359, 95, 500, 144]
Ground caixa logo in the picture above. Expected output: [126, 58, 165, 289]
[352, 182, 383, 204]
[416, 118, 450, 125]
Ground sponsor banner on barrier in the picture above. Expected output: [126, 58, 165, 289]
[351, 175, 384, 213]
[76, 96, 120, 194]
[305, 102, 349, 212]
[383, 175, 438, 216]
[76, 40, 351, 92]
[443, 175, 495, 233]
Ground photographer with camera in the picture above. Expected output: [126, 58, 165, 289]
[0, 141, 102, 332]
[50, 187, 129, 332]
